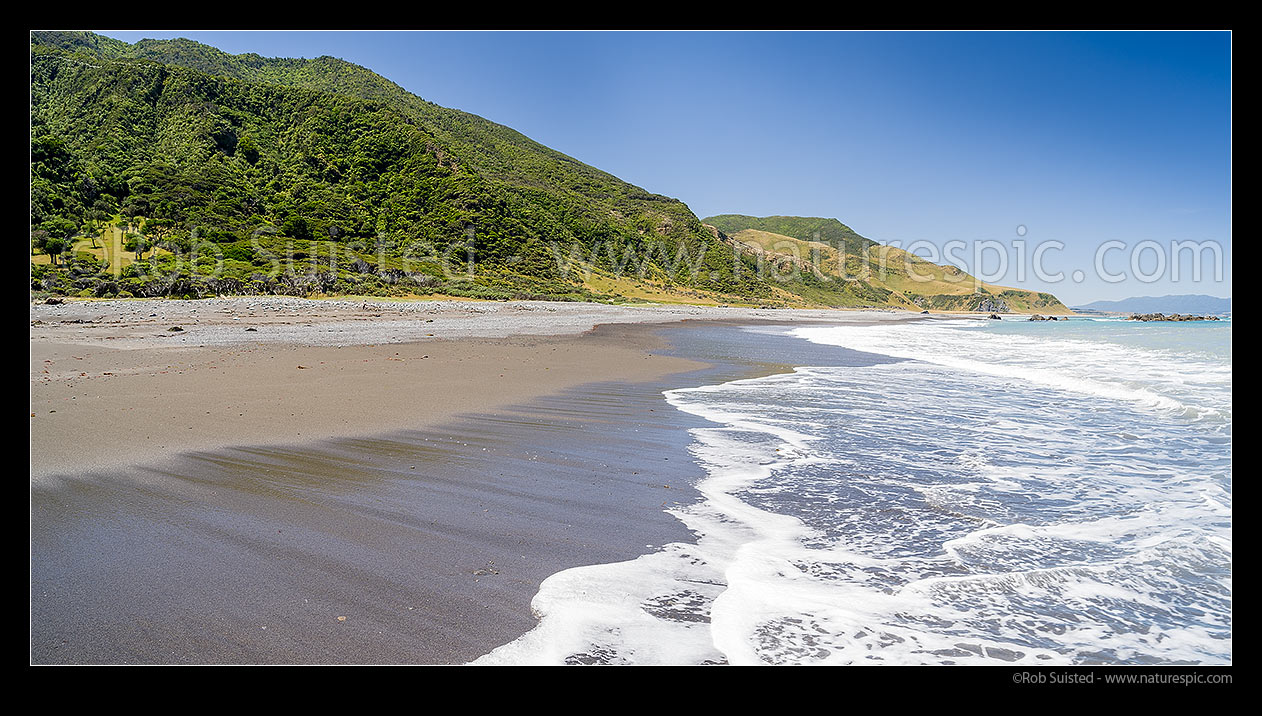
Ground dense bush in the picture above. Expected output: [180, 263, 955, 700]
[29, 32, 748, 302]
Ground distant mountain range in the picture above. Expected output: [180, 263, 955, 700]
[1075, 295, 1231, 315]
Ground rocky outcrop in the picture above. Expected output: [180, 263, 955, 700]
[975, 296, 1010, 313]
[1128, 313, 1222, 322]
[1028, 314, 1059, 321]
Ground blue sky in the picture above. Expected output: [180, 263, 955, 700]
[99, 30, 1232, 305]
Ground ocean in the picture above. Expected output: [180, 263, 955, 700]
[475, 316, 1233, 665]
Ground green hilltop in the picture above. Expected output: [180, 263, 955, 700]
[702, 215, 1070, 313]
[705, 215, 876, 257]
[30, 31, 1067, 312]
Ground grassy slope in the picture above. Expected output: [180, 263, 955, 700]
[710, 218, 1071, 313]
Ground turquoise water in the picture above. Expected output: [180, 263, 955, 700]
[987, 315, 1232, 363]
[478, 316, 1232, 665]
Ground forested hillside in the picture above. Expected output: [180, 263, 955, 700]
[30, 31, 1067, 312]
[31, 31, 773, 301]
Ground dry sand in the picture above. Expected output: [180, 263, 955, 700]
[31, 298, 918, 479]
[29, 296, 916, 348]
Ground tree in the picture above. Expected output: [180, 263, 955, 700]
[84, 217, 102, 248]
[44, 237, 69, 266]
[237, 134, 260, 165]
[281, 215, 315, 241]
[140, 218, 176, 257]
[39, 216, 78, 266]
[126, 235, 154, 261]
[86, 197, 115, 248]
[121, 198, 143, 233]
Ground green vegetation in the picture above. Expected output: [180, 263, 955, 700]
[705, 215, 877, 257]
[704, 218, 1071, 313]
[29, 31, 1068, 312]
[30, 31, 770, 302]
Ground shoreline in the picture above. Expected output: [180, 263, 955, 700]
[31, 298, 924, 480]
[32, 363, 720, 664]
[31, 300, 920, 664]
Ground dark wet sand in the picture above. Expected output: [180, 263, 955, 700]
[31, 321, 891, 664]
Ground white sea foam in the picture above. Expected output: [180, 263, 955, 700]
[475, 319, 1231, 665]
[791, 320, 1231, 423]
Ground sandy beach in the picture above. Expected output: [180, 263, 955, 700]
[30, 298, 921, 664]
[30, 28, 1231, 670]
[30, 298, 918, 480]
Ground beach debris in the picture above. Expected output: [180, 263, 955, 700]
[297, 365, 309, 369]
[337, 616, 347, 622]
[44, 297, 63, 305]
[472, 562, 499, 576]
[245, 327, 257, 332]
[168, 326, 184, 332]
